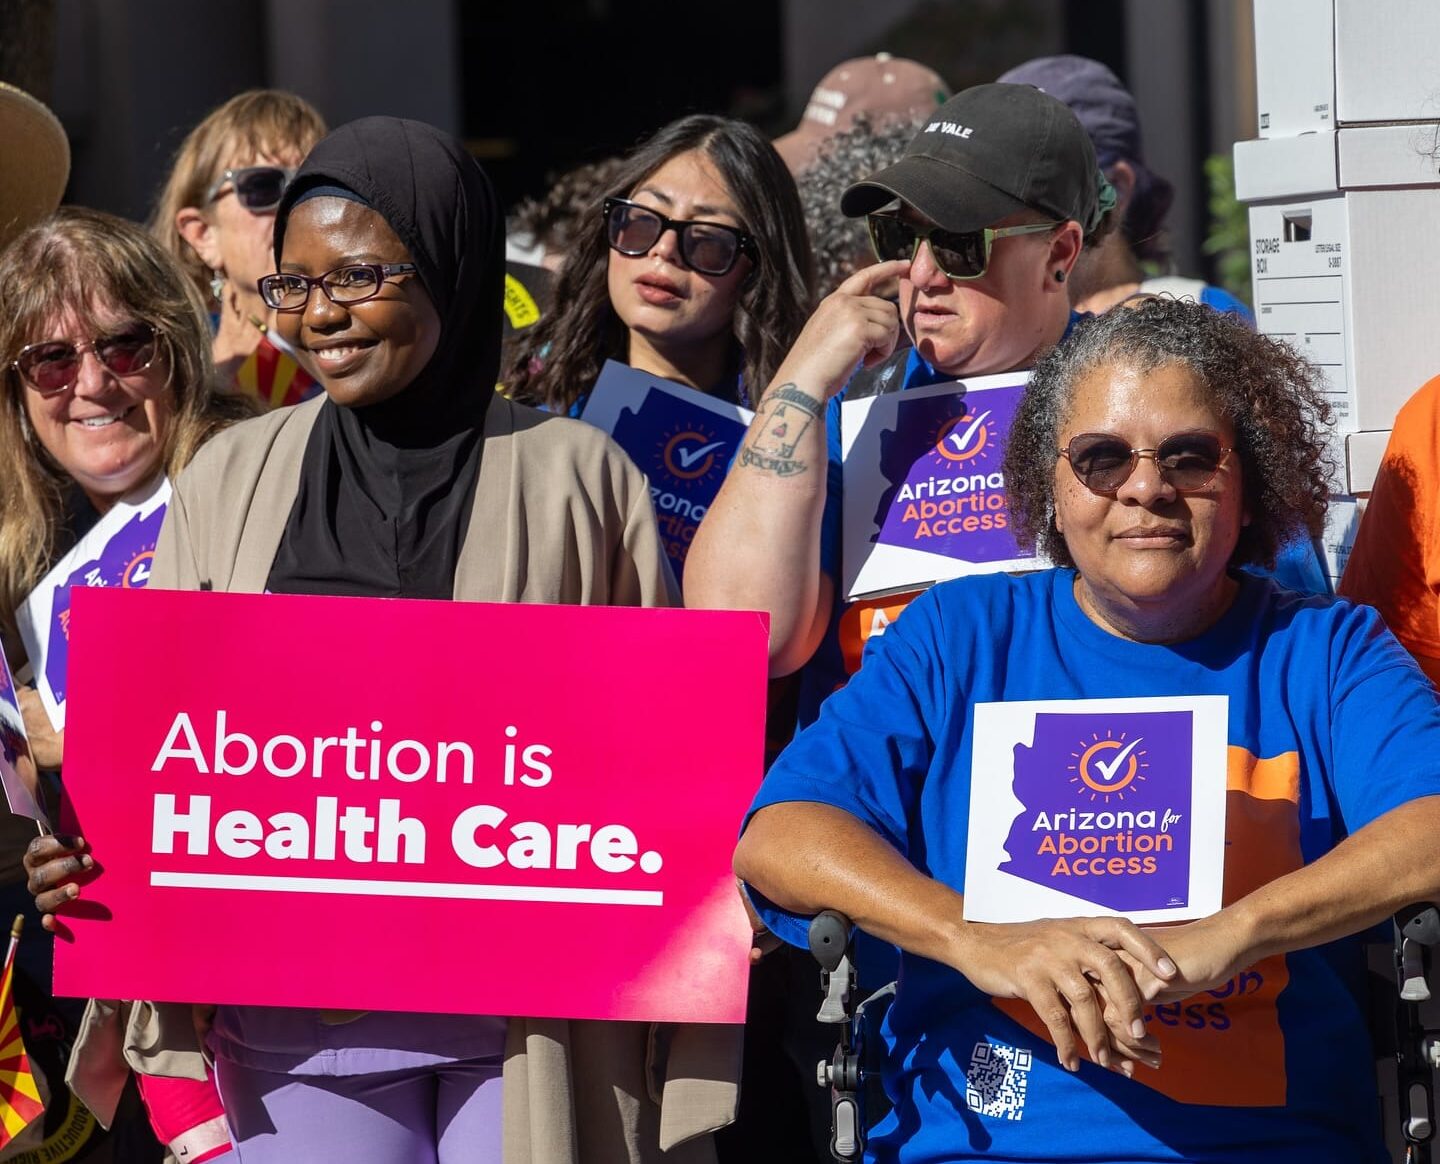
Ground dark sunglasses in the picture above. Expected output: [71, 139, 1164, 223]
[603, 197, 757, 277]
[1059, 431, 1233, 495]
[13, 322, 160, 395]
[867, 214, 1061, 281]
[258, 262, 420, 313]
[205, 165, 296, 212]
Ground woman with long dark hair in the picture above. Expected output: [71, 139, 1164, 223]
[507, 115, 814, 413]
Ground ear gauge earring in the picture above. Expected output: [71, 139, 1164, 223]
[1054, 270, 1067, 284]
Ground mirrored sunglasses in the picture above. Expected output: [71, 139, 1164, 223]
[1059, 431, 1233, 495]
[13, 323, 160, 395]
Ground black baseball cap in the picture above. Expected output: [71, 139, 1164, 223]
[841, 82, 1109, 235]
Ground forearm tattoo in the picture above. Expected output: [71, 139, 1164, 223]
[739, 383, 822, 477]
[766, 384, 823, 418]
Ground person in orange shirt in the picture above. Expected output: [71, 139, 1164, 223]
[1338, 375, 1440, 684]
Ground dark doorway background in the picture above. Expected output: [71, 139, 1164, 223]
[460, 0, 785, 209]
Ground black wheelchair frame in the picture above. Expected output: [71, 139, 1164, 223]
[1393, 904, 1440, 1163]
[807, 906, 1440, 1164]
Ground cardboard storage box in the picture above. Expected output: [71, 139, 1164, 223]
[1334, 0, 1440, 124]
[1256, 1, 1440, 137]
[1254, 0, 1334, 137]
[1235, 126, 1440, 491]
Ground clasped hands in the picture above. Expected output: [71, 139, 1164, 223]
[955, 912, 1250, 1077]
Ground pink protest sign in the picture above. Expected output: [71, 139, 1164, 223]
[55, 588, 768, 1024]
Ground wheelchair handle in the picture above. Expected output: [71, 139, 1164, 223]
[809, 910, 852, 972]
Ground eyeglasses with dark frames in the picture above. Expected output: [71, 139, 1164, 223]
[12, 322, 161, 396]
[1058, 430, 1234, 496]
[204, 165, 296, 212]
[257, 263, 420, 313]
[866, 215, 1062, 281]
[602, 197, 758, 277]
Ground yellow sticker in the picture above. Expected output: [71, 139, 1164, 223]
[504, 273, 541, 329]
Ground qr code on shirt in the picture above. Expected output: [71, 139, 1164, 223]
[965, 1039, 1032, 1120]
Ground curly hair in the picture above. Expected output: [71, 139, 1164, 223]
[507, 155, 626, 261]
[1004, 296, 1335, 570]
[506, 115, 814, 410]
[798, 113, 925, 296]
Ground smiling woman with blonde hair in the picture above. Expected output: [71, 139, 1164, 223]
[0, 208, 253, 660]
[0, 205, 255, 1161]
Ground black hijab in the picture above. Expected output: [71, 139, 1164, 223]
[265, 117, 504, 599]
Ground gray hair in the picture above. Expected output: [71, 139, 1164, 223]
[1003, 296, 1335, 569]
[797, 113, 927, 296]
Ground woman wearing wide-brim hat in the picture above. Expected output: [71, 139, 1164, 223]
[0, 81, 69, 252]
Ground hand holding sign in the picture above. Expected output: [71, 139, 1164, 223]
[24, 833, 93, 930]
[768, 260, 909, 403]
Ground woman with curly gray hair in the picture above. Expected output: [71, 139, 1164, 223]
[736, 298, 1440, 1161]
[1006, 295, 1332, 575]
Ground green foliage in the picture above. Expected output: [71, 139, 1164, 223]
[1202, 153, 1252, 308]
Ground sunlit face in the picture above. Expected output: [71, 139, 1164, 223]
[274, 197, 441, 408]
[900, 207, 1066, 377]
[20, 300, 174, 510]
[1055, 360, 1249, 637]
[205, 149, 304, 301]
[605, 149, 753, 353]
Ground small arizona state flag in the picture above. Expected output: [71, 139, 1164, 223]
[234, 333, 320, 410]
[0, 916, 44, 1147]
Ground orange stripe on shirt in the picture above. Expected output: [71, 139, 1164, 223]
[994, 747, 1301, 1106]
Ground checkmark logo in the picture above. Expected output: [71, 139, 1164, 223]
[676, 440, 725, 469]
[1092, 737, 1144, 784]
[947, 410, 991, 453]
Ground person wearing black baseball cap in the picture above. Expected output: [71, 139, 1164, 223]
[837, 81, 1111, 381]
[689, 83, 1115, 716]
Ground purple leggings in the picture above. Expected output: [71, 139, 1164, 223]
[214, 1056, 502, 1163]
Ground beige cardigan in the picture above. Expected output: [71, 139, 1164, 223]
[68, 395, 740, 1162]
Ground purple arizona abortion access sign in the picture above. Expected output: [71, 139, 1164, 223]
[870, 381, 1026, 564]
[1000, 709, 1195, 913]
[44, 503, 166, 707]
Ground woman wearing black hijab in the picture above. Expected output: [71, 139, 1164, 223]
[30, 119, 698, 1162]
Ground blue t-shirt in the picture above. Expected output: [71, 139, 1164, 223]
[749, 569, 1440, 1162]
[1139, 276, 1256, 329]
